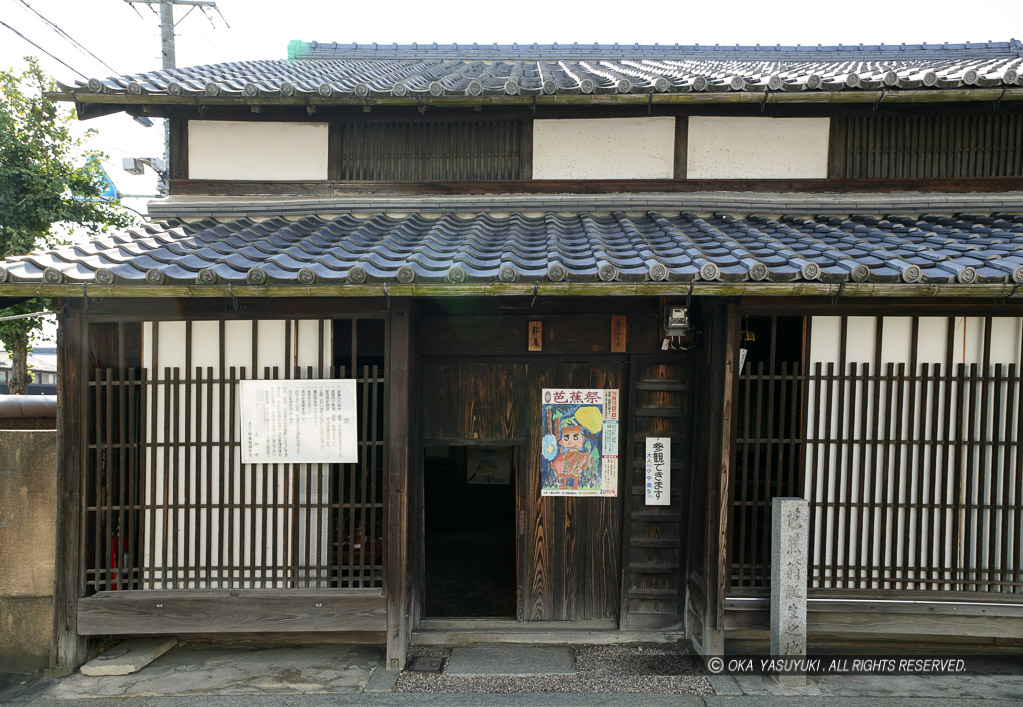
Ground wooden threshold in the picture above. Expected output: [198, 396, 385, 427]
[724, 597, 1023, 638]
[77, 589, 386, 635]
[413, 618, 683, 645]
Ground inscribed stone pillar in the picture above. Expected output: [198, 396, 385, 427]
[770, 497, 809, 686]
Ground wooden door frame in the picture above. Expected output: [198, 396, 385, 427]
[413, 354, 631, 627]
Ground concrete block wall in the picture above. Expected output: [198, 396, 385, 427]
[0, 430, 56, 673]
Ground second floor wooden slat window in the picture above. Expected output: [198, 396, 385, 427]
[337, 120, 524, 181]
[830, 114, 1023, 179]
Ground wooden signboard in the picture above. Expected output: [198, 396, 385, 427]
[239, 379, 358, 463]
[611, 315, 627, 352]
[528, 321, 543, 351]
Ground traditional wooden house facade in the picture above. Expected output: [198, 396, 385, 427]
[2, 40, 1023, 672]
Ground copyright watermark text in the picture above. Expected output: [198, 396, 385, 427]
[705, 656, 976, 676]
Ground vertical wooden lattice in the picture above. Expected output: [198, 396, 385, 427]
[338, 120, 523, 180]
[731, 315, 1023, 597]
[833, 114, 1023, 178]
[84, 317, 386, 594]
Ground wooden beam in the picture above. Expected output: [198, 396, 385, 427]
[385, 300, 413, 670]
[102, 101, 1023, 124]
[169, 176, 1023, 196]
[327, 120, 342, 181]
[50, 86, 1023, 112]
[50, 305, 87, 670]
[2, 282, 1023, 300]
[828, 115, 848, 178]
[169, 119, 188, 181]
[725, 603, 1023, 638]
[673, 117, 688, 179]
[519, 117, 533, 180]
[413, 629, 684, 645]
[727, 596, 1023, 617]
[76, 590, 386, 634]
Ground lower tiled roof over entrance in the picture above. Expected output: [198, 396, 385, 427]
[2, 211, 1023, 287]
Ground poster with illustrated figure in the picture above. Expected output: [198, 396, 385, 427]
[540, 388, 619, 497]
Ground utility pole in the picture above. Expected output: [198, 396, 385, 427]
[160, 0, 176, 69]
[123, 0, 226, 192]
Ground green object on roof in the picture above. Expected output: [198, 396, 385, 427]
[287, 40, 304, 60]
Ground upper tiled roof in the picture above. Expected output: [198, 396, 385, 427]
[69, 40, 1023, 100]
[2, 212, 1022, 288]
[290, 40, 1023, 61]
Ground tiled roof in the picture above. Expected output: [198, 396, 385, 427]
[290, 40, 1023, 61]
[70, 40, 1023, 100]
[2, 212, 1022, 288]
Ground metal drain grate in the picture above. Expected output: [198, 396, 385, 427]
[407, 655, 447, 673]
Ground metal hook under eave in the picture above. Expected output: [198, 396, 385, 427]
[760, 91, 767, 113]
[995, 87, 1006, 111]
[648, 92, 654, 115]
[832, 280, 846, 306]
[383, 282, 390, 310]
[873, 90, 886, 111]
[229, 284, 239, 311]
[686, 279, 695, 305]
[530, 282, 539, 308]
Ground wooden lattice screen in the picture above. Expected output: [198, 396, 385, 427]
[831, 114, 1023, 178]
[338, 120, 524, 180]
[84, 318, 386, 594]
[731, 315, 1023, 596]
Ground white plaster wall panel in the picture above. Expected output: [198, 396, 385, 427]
[532, 117, 676, 179]
[879, 317, 913, 367]
[142, 319, 333, 588]
[844, 316, 876, 364]
[224, 320, 254, 372]
[915, 317, 949, 365]
[686, 117, 829, 179]
[255, 320, 287, 375]
[188, 121, 329, 180]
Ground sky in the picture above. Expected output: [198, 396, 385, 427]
[1, 0, 1021, 198]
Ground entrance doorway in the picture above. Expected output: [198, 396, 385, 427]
[424, 445, 517, 617]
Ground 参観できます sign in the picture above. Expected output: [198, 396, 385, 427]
[540, 389, 619, 496]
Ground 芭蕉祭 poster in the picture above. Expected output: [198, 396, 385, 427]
[540, 388, 619, 497]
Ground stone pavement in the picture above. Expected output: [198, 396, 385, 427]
[1, 642, 1022, 706]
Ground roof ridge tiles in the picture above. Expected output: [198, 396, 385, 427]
[290, 39, 1023, 61]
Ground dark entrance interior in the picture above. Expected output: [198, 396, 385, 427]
[424, 445, 516, 617]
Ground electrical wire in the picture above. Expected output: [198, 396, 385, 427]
[14, 0, 121, 76]
[225, 0, 266, 54]
[0, 310, 58, 322]
[0, 19, 88, 80]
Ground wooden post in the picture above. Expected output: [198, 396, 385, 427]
[385, 300, 412, 670]
[50, 305, 88, 673]
[685, 301, 736, 658]
[716, 303, 739, 637]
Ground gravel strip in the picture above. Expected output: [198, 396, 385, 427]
[396, 644, 712, 694]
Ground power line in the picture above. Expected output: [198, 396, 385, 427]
[225, 0, 268, 55]
[0, 19, 88, 80]
[0, 310, 58, 323]
[14, 0, 121, 76]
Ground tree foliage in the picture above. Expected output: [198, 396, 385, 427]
[0, 57, 132, 393]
